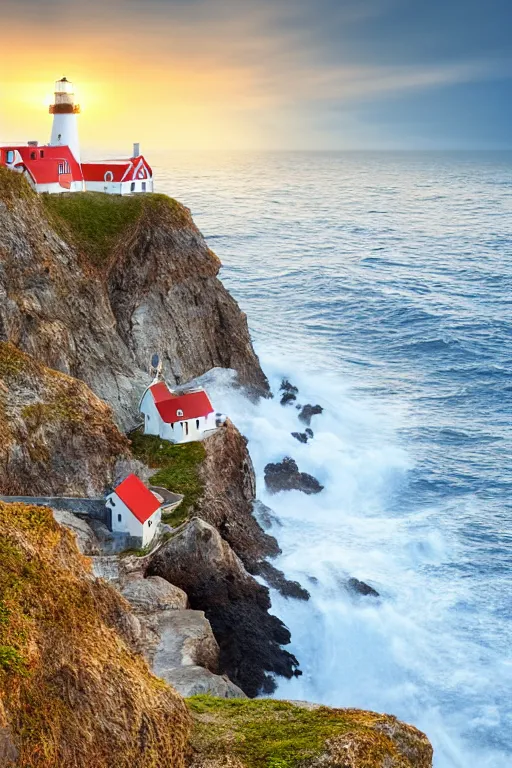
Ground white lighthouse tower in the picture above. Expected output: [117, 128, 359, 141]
[49, 77, 81, 162]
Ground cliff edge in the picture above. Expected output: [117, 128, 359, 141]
[0, 169, 268, 428]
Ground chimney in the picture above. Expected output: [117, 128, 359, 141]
[133, 142, 140, 158]
[28, 140, 39, 147]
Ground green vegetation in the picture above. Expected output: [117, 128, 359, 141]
[0, 165, 35, 207]
[0, 501, 191, 768]
[41, 191, 190, 269]
[187, 696, 424, 768]
[130, 430, 206, 525]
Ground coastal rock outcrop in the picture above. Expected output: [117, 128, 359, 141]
[347, 577, 380, 598]
[0, 342, 128, 495]
[0, 170, 269, 428]
[0, 501, 191, 768]
[187, 698, 434, 768]
[298, 403, 324, 425]
[146, 517, 301, 697]
[264, 457, 324, 495]
[197, 420, 280, 569]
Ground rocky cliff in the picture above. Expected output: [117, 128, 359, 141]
[0, 501, 191, 768]
[0, 342, 128, 495]
[0, 169, 268, 429]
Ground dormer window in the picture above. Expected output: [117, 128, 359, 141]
[30, 151, 37, 160]
[176, 409, 184, 417]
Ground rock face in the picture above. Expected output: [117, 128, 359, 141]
[264, 457, 324, 495]
[299, 404, 324, 425]
[347, 578, 380, 598]
[187, 698, 434, 768]
[51, 509, 101, 555]
[280, 379, 298, 406]
[147, 517, 301, 697]
[197, 420, 280, 570]
[0, 171, 269, 429]
[0, 342, 129, 495]
[0, 501, 191, 768]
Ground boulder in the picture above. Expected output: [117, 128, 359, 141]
[347, 578, 380, 598]
[120, 574, 188, 613]
[264, 458, 323, 495]
[291, 431, 309, 444]
[51, 509, 100, 555]
[280, 379, 298, 406]
[298, 404, 324, 425]
[164, 666, 246, 699]
[149, 609, 220, 676]
[146, 517, 301, 697]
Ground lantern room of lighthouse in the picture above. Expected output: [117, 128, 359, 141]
[49, 77, 81, 162]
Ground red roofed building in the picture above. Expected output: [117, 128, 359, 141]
[139, 380, 218, 444]
[106, 474, 162, 546]
[0, 77, 153, 196]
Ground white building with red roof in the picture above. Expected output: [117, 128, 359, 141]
[139, 381, 218, 443]
[0, 77, 153, 196]
[106, 474, 162, 547]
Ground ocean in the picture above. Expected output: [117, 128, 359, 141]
[155, 151, 512, 768]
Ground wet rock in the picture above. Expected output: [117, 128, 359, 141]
[120, 574, 188, 613]
[347, 578, 380, 598]
[147, 517, 301, 697]
[280, 379, 298, 406]
[252, 500, 282, 530]
[291, 431, 309, 444]
[305, 428, 314, 439]
[252, 560, 310, 601]
[264, 457, 323, 495]
[298, 404, 324, 426]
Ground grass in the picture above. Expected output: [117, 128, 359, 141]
[187, 696, 429, 768]
[0, 501, 191, 768]
[129, 431, 206, 524]
[41, 191, 190, 270]
[0, 165, 35, 207]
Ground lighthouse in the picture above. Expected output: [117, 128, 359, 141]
[49, 77, 81, 162]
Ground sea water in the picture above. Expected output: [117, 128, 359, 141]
[156, 151, 512, 768]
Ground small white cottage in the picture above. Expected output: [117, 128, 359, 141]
[139, 381, 217, 444]
[106, 474, 162, 547]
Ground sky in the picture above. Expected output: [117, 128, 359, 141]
[0, 0, 510, 152]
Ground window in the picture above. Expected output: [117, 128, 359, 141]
[196, 419, 200, 430]
[6, 151, 14, 164]
[117, 513, 122, 522]
[58, 162, 64, 174]
[142, 182, 146, 192]
[30, 151, 37, 160]
[130, 182, 136, 192]
[177, 409, 184, 418]
[148, 520, 152, 527]
[40, 151, 45, 158]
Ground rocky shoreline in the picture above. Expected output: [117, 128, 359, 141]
[0, 170, 433, 767]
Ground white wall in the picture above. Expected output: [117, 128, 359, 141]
[50, 113, 81, 162]
[142, 508, 161, 547]
[84, 181, 123, 194]
[106, 491, 161, 547]
[140, 390, 161, 436]
[107, 493, 143, 539]
[34, 180, 84, 195]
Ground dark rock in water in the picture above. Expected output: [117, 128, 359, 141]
[307, 576, 319, 585]
[280, 379, 298, 406]
[305, 428, 314, 438]
[147, 517, 301, 698]
[291, 431, 309, 444]
[252, 561, 310, 601]
[252, 500, 282, 530]
[299, 404, 324, 426]
[264, 457, 323, 495]
[281, 379, 298, 395]
[347, 578, 380, 598]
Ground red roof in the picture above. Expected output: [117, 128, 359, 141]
[81, 156, 152, 183]
[113, 474, 161, 524]
[148, 382, 214, 423]
[0, 145, 83, 185]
